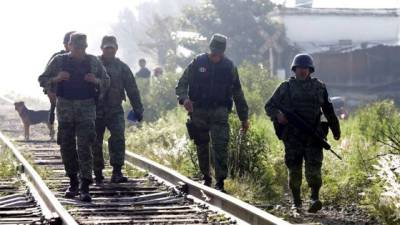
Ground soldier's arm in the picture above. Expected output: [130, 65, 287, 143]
[232, 67, 249, 122]
[265, 82, 287, 120]
[94, 59, 110, 98]
[38, 56, 60, 91]
[175, 60, 194, 105]
[122, 64, 144, 115]
[321, 86, 341, 138]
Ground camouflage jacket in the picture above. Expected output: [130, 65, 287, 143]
[98, 56, 143, 116]
[265, 76, 340, 138]
[38, 53, 110, 101]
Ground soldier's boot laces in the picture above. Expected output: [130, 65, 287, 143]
[64, 175, 79, 198]
[94, 170, 104, 185]
[111, 166, 128, 183]
[215, 179, 226, 193]
[203, 176, 212, 187]
[308, 188, 322, 213]
[79, 179, 92, 202]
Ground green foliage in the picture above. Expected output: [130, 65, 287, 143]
[124, 61, 400, 224]
[125, 109, 198, 176]
[357, 100, 400, 154]
[238, 62, 280, 115]
[134, 72, 179, 122]
[0, 147, 17, 179]
[227, 114, 286, 201]
[181, 0, 287, 65]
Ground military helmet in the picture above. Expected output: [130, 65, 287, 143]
[291, 53, 315, 73]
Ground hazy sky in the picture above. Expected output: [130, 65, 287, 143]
[0, 0, 399, 100]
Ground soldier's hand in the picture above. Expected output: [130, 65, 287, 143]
[240, 120, 250, 133]
[334, 134, 340, 141]
[277, 112, 288, 125]
[183, 99, 193, 113]
[84, 73, 99, 84]
[53, 71, 70, 83]
[136, 112, 143, 122]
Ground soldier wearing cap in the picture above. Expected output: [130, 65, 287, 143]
[39, 31, 75, 126]
[176, 33, 249, 192]
[93, 35, 143, 185]
[38, 33, 110, 202]
[265, 54, 340, 213]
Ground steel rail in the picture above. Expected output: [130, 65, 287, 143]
[0, 94, 293, 225]
[125, 151, 293, 225]
[0, 132, 78, 225]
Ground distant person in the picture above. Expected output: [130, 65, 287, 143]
[93, 35, 143, 185]
[39, 33, 110, 202]
[135, 58, 151, 79]
[153, 67, 163, 77]
[265, 54, 341, 213]
[40, 31, 75, 126]
[176, 34, 249, 192]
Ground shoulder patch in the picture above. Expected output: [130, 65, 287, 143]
[198, 66, 207, 73]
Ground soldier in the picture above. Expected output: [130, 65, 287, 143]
[93, 36, 143, 185]
[41, 31, 76, 125]
[265, 54, 340, 213]
[176, 34, 249, 192]
[38, 33, 110, 202]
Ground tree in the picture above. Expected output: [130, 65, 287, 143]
[111, 0, 199, 69]
[180, 0, 287, 66]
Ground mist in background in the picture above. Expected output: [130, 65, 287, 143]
[0, 0, 399, 99]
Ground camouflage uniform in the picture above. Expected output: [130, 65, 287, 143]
[176, 34, 248, 189]
[40, 31, 75, 125]
[94, 56, 143, 174]
[265, 55, 340, 210]
[38, 37, 110, 183]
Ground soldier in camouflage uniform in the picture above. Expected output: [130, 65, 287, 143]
[38, 33, 110, 202]
[41, 31, 75, 125]
[93, 36, 143, 184]
[176, 34, 249, 192]
[265, 54, 340, 213]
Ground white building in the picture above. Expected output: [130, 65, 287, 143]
[272, 7, 400, 53]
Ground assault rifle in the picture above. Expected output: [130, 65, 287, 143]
[272, 101, 342, 160]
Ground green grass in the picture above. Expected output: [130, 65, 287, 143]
[0, 145, 18, 179]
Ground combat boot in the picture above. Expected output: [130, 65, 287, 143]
[308, 188, 322, 213]
[203, 176, 212, 187]
[215, 179, 226, 193]
[64, 175, 79, 198]
[94, 170, 104, 186]
[111, 166, 128, 183]
[79, 179, 92, 202]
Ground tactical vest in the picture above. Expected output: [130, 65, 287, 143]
[56, 55, 96, 100]
[287, 77, 324, 127]
[188, 54, 234, 108]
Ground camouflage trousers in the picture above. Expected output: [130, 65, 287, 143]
[93, 105, 125, 172]
[189, 106, 230, 181]
[283, 133, 323, 194]
[56, 98, 96, 181]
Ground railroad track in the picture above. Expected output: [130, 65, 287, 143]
[0, 95, 293, 225]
